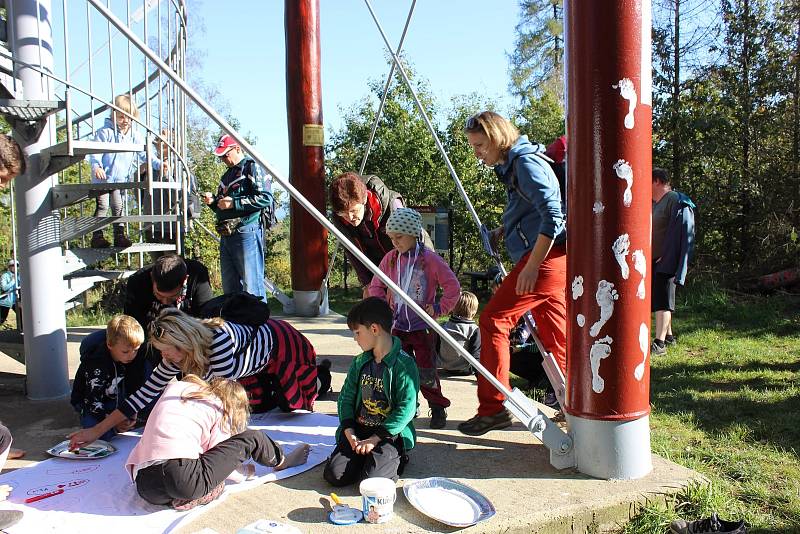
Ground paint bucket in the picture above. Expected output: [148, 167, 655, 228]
[359, 477, 396, 524]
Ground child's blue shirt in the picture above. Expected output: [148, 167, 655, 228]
[86, 117, 162, 184]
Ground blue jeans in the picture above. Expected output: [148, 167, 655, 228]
[219, 221, 266, 300]
[81, 403, 118, 442]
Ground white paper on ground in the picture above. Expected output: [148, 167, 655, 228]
[0, 411, 338, 534]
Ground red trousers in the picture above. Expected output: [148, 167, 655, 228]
[476, 247, 567, 416]
[393, 328, 450, 408]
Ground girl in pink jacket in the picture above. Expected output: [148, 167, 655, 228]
[368, 208, 461, 430]
[126, 375, 309, 510]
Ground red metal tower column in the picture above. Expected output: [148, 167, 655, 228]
[565, 0, 653, 478]
[285, 0, 328, 315]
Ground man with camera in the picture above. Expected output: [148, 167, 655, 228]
[204, 134, 274, 300]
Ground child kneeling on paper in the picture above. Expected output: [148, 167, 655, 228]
[127, 375, 310, 510]
[71, 315, 153, 440]
[324, 297, 420, 486]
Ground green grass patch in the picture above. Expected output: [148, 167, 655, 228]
[623, 283, 800, 533]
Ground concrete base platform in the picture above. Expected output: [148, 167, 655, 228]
[0, 316, 700, 534]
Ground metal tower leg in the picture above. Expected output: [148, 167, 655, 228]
[10, 0, 71, 400]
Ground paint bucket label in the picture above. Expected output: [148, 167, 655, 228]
[359, 477, 396, 524]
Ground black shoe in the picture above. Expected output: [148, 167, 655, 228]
[670, 513, 746, 534]
[91, 232, 111, 248]
[429, 405, 447, 429]
[651, 339, 667, 356]
[665, 334, 677, 346]
[457, 409, 513, 436]
[543, 390, 560, 409]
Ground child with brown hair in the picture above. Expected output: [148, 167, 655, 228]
[127, 375, 310, 510]
[438, 291, 480, 376]
[71, 315, 151, 440]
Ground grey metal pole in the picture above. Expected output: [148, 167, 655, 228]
[11, 0, 71, 400]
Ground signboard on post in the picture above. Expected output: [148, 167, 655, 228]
[410, 205, 450, 254]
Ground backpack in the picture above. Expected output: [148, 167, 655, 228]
[506, 151, 566, 208]
[199, 291, 271, 325]
[242, 159, 279, 230]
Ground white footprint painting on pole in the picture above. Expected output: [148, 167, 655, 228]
[572, 275, 584, 300]
[590, 336, 613, 393]
[589, 280, 619, 337]
[634, 323, 649, 380]
[612, 78, 637, 129]
[612, 234, 630, 279]
[593, 201, 605, 214]
[632, 249, 646, 299]
[576, 314, 586, 327]
[613, 159, 634, 207]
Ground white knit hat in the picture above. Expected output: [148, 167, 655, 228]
[385, 207, 422, 237]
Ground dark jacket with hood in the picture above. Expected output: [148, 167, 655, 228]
[70, 330, 153, 421]
[655, 192, 695, 286]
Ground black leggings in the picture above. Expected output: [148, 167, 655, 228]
[135, 429, 284, 505]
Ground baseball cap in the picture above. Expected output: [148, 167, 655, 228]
[212, 134, 239, 157]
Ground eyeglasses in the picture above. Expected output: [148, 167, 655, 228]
[464, 114, 481, 131]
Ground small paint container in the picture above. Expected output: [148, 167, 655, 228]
[359, 477, 396, 524]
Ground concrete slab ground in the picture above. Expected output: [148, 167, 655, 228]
[0, 315, 700, 534]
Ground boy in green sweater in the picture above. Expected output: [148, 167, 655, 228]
[324, 297, 420, 486]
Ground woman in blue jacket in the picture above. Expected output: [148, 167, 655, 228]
[459, 111, 567, 436]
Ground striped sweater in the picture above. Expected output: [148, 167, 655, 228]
[120, 321, 273, 418]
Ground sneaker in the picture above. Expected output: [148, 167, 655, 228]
[457, 409, 513, 436]
[429, 405, 447, 429]
[670, 513, 746, 534]
[91, 233, 111, 248]
[113, 232, 133, 248]
[651, 339, 667, 356]
[665, 334, 677, 346]
[171, 481, 226, 511]
[543, 390, 560, 409]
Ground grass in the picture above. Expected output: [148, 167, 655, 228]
[621, 282, 800, 533]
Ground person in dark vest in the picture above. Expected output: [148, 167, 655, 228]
[329, 172, 432, 296]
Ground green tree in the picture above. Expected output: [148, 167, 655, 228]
[508, 0, 564, 103]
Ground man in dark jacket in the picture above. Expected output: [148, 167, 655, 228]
[651, 168, 695, 355]
[329, 172, 432, 295]
[124, 253, 213, 334]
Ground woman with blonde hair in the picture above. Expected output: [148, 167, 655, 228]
[69, 307, 320, 448]
[126, 375, 310, 510]
[458, 111, 567, 436]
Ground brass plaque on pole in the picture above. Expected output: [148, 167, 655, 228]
[302, 124, 324, 147]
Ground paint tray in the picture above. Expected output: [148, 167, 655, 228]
[46, 440, 117, 460]
[403, 477, 495, 527]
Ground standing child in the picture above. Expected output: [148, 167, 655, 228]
[70, 315, 151, 440]
[438, 291, 480, 376]
[323, 298, 420, 486]
[87, 93, 165, 248]
[127, 375, 310, 510]
[368, 208, 460, 429]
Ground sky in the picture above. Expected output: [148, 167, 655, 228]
[188, 0, 521, 177]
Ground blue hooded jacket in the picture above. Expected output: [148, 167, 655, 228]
[87, 117, 162, 184]
[494, 136, 566, 262]
[655, 192, 695, 286]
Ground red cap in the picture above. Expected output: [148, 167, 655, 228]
[212, 134, 239, 156]
[544, 135, 567, 164]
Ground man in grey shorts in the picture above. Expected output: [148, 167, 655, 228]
[651, 168, 696, 355]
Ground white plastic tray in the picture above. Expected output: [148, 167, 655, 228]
[403, 477, 495, 527]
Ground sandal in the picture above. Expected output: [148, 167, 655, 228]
[171, 482, 225, 511]
[457, 409, 513, 436]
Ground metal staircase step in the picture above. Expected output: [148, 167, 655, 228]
[0, 329, 24, 364]
[64, 269, 136, 281]
[63, 243, 176, 275]
[51, 182, 143, 209]
[60, 215, 180, 242]
[0, 98, 64, 122]
[41, 140, 147, 177]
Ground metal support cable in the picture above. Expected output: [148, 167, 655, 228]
[358, 0, 417, 175]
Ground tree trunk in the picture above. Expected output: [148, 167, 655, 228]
[671, 0, 681, 187]
[740, 0, 752, 267]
